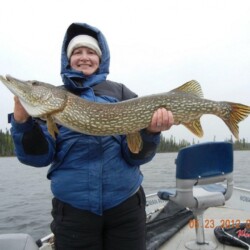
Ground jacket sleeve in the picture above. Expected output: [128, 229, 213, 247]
[10, 115, 56, 167]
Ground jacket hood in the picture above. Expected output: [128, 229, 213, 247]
[61, 23, 110, 91]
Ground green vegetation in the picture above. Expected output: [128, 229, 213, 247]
[225, 135, 250, 151]
[0, 129, 15, 156]
[0, 129, 249, 156]
[157, 134, 250, 152]
[157, 134, 191, 152]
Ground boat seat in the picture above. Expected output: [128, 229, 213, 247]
[0, 234, 39, 250]
[158, 142, 234, 250]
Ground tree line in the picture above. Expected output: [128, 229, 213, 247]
[0, 129, 15, 156]
[0, 129, 249, 157]
[156, 134, 250, 152]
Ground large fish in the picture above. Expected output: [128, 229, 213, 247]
[1, 75, 250, 153]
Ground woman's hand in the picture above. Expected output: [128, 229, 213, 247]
[146, 108, 174, 134]
[13, 96, 30, 123]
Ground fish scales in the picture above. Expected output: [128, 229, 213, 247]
[1, 75, 250, 153]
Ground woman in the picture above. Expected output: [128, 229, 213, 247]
[11, 23, 174, 250]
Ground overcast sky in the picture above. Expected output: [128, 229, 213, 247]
[0, 0, 249, 143]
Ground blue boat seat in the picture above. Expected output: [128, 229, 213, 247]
[158, 142, 234, 249]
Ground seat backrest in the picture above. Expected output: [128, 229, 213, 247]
[171, 142, 234, 209]
[175, 142, 233, 180]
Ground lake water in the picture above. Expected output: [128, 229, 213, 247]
[0, 151, 249, 241]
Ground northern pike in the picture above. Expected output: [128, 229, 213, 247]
[1, 75, 250, 153]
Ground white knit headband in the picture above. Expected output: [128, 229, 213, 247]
[67, 35, 102, 59]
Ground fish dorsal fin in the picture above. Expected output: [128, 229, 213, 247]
[171, 80, 204, 98]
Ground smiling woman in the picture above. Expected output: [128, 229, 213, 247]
[67, 34, 102, 76]
[6, 22, 174, 250]
[70, 47, 101, 76]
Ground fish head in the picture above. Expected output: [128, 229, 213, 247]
[0, 75, 67, 117]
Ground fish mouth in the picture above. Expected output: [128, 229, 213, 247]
[5, 75, 25, 84]
[0, 74, 24, 88]
[1, 74, 32, 98]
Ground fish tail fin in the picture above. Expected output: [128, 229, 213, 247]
[222, 102, 250, 140]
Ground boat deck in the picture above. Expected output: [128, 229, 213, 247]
[160, 206, 249, 249]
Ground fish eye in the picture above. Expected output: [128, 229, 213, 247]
[31, 81, 38, 86]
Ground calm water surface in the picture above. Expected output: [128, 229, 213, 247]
[0, 151, 249, 241]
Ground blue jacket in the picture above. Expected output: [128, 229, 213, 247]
[11, 23, 160, 215]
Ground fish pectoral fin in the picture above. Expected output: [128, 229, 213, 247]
[126, 132, 143, 154]
[45, 115, 59, 139]
[182, 120, 204, 138]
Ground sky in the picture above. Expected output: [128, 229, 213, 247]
[0, 0, 249, 143]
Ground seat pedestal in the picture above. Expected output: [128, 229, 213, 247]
[185, 209, 217, 250]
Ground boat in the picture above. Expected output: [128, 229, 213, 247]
[1, 142, 250, 250]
